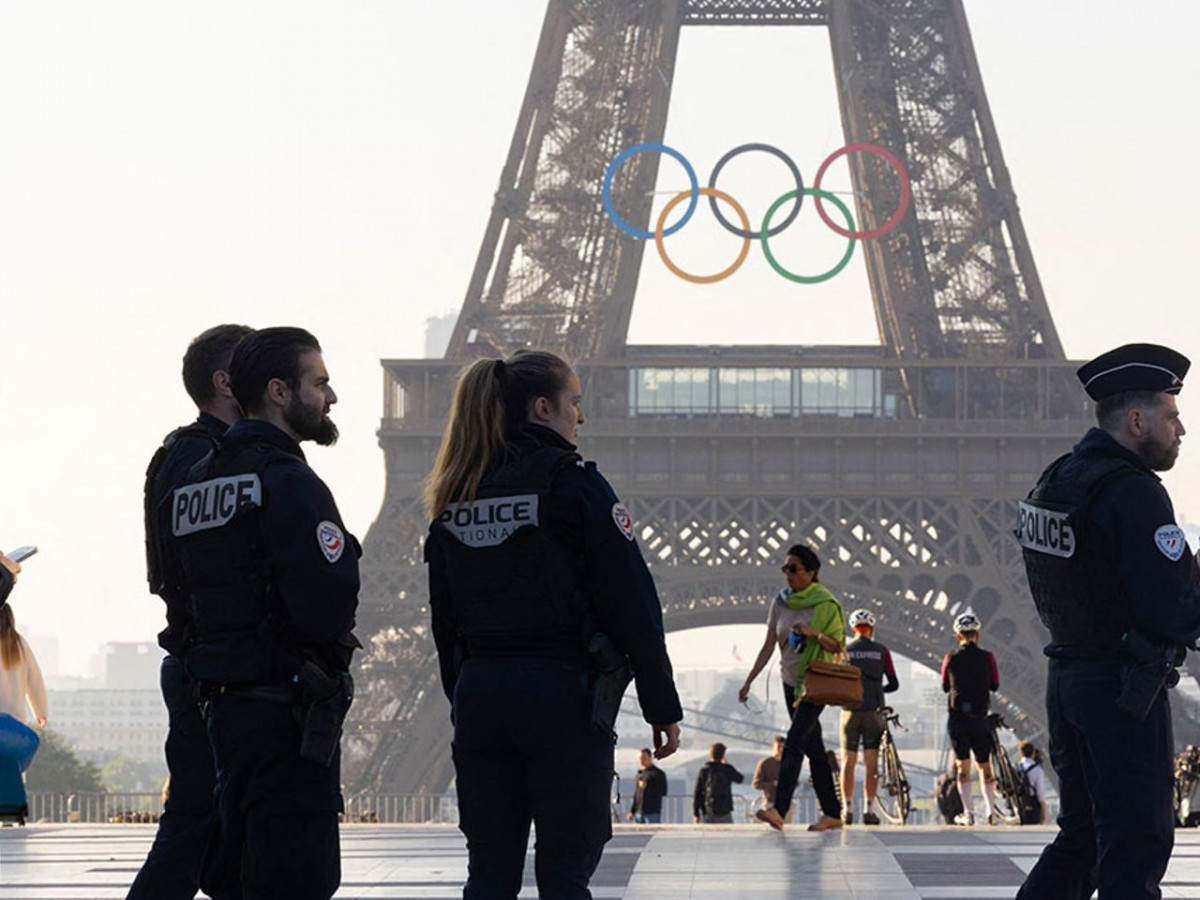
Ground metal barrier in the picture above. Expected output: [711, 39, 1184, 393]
[27, 792, 163, 824]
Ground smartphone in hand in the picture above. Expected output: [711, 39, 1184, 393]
[6, 546, 37, 563]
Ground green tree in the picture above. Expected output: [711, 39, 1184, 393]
[100, 755, 156, 793]
[24, 730, 104, 793]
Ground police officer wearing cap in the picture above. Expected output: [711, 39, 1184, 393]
[1017, 343, 1200, 899]
[130, 323, 252, 900]
[167, 327, 360, 900]
[423, 349, 683, 899]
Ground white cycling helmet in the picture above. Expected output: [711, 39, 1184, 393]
[953, 612, 981, 634]
[849, 609, 876, 629]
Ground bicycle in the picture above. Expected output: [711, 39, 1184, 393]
[986, 713, 1028, 825]
[875, 706, 911, 825]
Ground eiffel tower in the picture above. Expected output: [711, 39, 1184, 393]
[346, 0, 1128, 794]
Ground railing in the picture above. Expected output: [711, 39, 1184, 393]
[25, 789, 1049, 826]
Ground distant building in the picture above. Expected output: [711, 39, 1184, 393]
[424, 312, 458, 359]
[104, 642, 160, 690]
[48, 688, 166, 768]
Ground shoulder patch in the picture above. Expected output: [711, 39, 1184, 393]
[1154, 524, 1187, 562]
[612, 502, 634, 541]
[317, 520, 345, 563]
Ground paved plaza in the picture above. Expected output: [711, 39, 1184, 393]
[5, 824, 1200, 899]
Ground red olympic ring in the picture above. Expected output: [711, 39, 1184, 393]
[812, 143, 911, 241]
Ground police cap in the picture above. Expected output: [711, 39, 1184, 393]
[1076, 343, 1189, 401]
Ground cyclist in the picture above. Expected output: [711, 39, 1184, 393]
[942, 612, 1000, 826]
[841, 609, 900, 825]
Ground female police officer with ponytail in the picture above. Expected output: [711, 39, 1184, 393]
[424, 350, 682, 899]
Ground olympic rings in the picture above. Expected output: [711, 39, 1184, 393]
[707, 143, 803, 239]
[760, 188, 856, 285]
[602, 140, 910, 284]
[655, 187, 752, 285]
[812, 142, 911, 241]
[603, 143, 699, 240]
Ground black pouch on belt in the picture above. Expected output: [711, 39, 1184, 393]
[296, 661, 355, 767]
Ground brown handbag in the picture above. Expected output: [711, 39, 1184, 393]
[799, 653, 863, 709]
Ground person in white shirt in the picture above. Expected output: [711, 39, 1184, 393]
[0, 602, 47, 772]
[1018, 741, 1047, 825]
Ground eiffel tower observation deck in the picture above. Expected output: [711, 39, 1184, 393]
[343, 0, 1161, 795]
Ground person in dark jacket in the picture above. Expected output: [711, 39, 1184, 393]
[1018, 343, 1200, 900]
[424, 349, 682, 899]
[841, 608, 899, 825]
[129, 323, 252, 900]
[168, 327, 360, 900]
[629, 747, 667, 823]
[693, 742, 744, 823]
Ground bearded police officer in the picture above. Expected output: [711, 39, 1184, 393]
[169, 327, 359, 900]
[424, 350, 682, 898]
[130, 324, 252, 900]
[1017, 343, 1200, 900]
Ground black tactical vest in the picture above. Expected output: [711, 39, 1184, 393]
[144, 422, 219, 657]
[1017, 452, 1139, 647]
[169, 440, 297, 684]
[847, 636, 889, 711]
[429, 446, 588, 657]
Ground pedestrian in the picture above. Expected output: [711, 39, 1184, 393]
[1016, 343, 1200, 899]
[0, 603, 47, 774]
[753, 546, 845, 832]
[129, 323, 252, 900]
[629, 747, 667, 823]
[168, 327, 360, 900]
[752, 736, 791, 822]
[942, 612, 1001, 826]
[841, 608, 899, 825]
[0, 554, 17, 607]
[1017, 741, 1047, 825]
[423, 349, 682, 898]
[693, 743, 744, 823]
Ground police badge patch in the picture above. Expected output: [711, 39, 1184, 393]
[612, 503, 634, 541]
[1154, 524, 1187, 562]
[317, 520, 345, 563]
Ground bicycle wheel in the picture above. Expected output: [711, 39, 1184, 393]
[874, 735, 905, 824]
[989, 738, 1020, 823]
[891, 747, 911, 825]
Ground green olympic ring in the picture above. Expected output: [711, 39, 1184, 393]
[759, 188, 857, 285]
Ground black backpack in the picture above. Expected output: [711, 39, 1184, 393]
[1013, 762, 1042, 825]
[704, 764, 733, 816]
[936, 770, 963, 824]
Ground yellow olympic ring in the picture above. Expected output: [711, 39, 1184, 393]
[654, 187, 751, 285]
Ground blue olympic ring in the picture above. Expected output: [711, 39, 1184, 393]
[602, 143, 699, 240]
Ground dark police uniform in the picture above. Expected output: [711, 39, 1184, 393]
[1017, 344, 1200, 900]
[169, 419, 360, 900]
[843, 635, 899, 752]
[941, 642, 999, 762]
[425, 423, 682, 899]
[128, 411, 225, 900]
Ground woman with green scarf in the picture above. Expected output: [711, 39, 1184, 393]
[752, 546, 846, 831]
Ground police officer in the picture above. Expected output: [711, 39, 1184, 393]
[423, 349, 683, 899]
[130, 323, 251, 900]
[842, 608, 899, 825]
[1017, 343, 1200, 899]
[169, 327, 360, 900]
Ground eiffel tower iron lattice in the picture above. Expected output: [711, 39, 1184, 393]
[343, 0, 1171, 796]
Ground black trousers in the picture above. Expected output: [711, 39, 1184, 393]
[1018, 658, 1174, 900]
[126, 655, 216, 900]
[201, 691, 343, 900]
[453, 657, 613, 899]
[773, 688, 841, 820]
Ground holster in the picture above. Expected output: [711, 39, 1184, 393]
[588, 632, 632, 739]
[296, 661, 354, 767]
[1116, 630, 1183, 722]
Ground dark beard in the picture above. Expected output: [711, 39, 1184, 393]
[284, 395, 339, 446]
[1137, 434, 1178, 471]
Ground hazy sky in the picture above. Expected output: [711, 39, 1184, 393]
[3, 1, 1199, 676]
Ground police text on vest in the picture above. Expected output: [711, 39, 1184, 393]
[1016, 501, 1075, 558]
[172, 474, 263, 537]
[439, 495, 539, 547]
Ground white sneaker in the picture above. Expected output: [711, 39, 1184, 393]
[954, 811, 975, 827]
